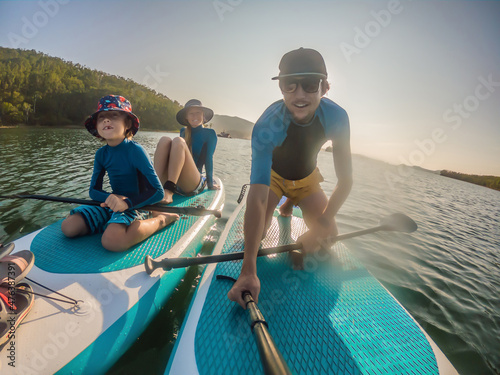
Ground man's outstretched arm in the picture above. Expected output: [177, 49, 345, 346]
[227, 184, 269, 309]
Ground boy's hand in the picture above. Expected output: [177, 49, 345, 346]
[101, 194, 129, 212]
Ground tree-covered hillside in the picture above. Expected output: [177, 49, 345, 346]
[0, 47, 183, 131]
[441, 170, 500, 192]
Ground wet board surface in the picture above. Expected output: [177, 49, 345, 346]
[167, 195, 451, 374]
[31, 192, 216, 273]
[1, 180, 224, 375]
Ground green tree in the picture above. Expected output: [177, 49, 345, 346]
[21, 102, 32, 124]
[1, 102, 23, 124]
[0, 47, 183, 130]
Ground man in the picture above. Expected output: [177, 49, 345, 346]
[228, 48, 353, 308]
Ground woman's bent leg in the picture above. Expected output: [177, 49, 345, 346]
[154, 136, 173, 185]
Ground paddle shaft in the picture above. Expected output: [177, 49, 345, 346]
[336, 224, 387, 241]
[243, 292, 292, 375]
[154, 243, 299, 271]
[147, 224, 390, 272]
[0, 194, 221, 217]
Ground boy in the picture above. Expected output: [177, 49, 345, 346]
[61, 95, 178, 252]
[228, 48, 353, 308]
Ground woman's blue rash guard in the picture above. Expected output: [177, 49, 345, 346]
[180, 126, 217, 188]
[89, 139, 164, 209]
[250, 97, 350, 186]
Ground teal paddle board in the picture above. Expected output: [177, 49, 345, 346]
[166, 192, 457, 374]
[0, 179, 223, 375]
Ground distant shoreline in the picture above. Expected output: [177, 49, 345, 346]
[0, 124, 180, 133]
[440, 170, 500, 192]
[4, 127, 498, 188]
[0, 124, 81, 129]
[323, 148, 500, 191]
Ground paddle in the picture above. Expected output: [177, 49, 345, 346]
[217, 275, 292, 375]
[244, 291, 292, 375]
[0, 194, 222, 218]
[144, 213, 417, 274]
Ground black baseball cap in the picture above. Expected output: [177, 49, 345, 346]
[272, 48, 327, 80]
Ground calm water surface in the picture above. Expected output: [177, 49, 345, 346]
[0, 128, 499, 375]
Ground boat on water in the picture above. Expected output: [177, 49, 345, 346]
[0, 179, 224, 375]
[216, 131, 231, 138]
[166, 193, 458, 374]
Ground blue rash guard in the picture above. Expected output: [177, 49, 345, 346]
[250, 97, 350, 185]
[180, 126, 217, 188]
[89, 139, 164, 208]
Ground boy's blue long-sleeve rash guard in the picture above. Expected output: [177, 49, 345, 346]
[89, 139, 164, 209]
[180, 126, 217, 187]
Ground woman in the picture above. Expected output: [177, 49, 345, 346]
[154, 99, 219, 204]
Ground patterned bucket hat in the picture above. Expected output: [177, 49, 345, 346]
[85, 95, 140, 137]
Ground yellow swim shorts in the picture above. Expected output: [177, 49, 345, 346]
[269, 167, 324, 206]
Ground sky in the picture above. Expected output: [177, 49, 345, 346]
[1, 0, 499, 175]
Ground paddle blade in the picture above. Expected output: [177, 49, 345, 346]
[380, 213, 417, 233]
[144, 256, 155, 275]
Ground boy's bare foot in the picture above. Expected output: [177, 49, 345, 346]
[161, 189, 174, 204]
[152, 211, 179, 226]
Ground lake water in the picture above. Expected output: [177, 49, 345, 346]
[0, 128, 499, 375]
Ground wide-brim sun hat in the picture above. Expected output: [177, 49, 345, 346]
[271, 47, 327, 80]
[176, 99, 214, 126]
[85, 95, 140, 137]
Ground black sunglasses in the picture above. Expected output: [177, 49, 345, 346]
[279, 77, 323, 93]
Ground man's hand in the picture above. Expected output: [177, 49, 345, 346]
[297, 216, 338, 254]
[101, 194, 129, 212]
[227, 271, 261, 309]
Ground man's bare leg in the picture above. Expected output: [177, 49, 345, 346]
[278, 197, 294, 217]
[262, 190, 281, 239]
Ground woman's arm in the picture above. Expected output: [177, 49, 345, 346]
[128, 143, 164, 208]
[204, 129, 217, 188]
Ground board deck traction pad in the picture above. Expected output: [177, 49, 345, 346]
[192, 204, 439, 374]
[30, 192, 217, 273]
